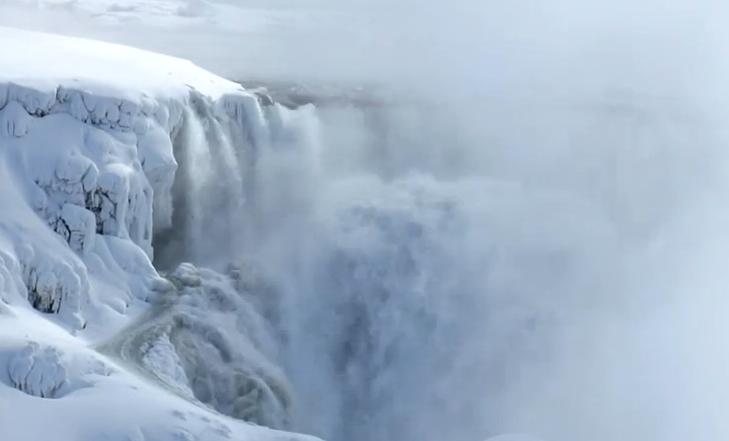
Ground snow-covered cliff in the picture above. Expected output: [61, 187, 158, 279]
[0, 26, 318, 441]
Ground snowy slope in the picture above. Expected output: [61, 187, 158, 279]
[0, 25, 245, 99]
[0, 26, 319, 441]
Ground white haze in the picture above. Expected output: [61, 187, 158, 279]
[3, 1, 729, 441]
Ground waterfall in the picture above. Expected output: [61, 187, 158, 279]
[155, 94, 248, 268]
[151, 87, 729, 441]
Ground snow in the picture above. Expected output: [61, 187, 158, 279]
[0, 25, 319, 441]
[0, 26, 245, 101]
[7, 342, 69, 398]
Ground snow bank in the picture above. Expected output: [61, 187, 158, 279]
[0, 26, 245, 101]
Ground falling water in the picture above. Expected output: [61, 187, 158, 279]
[152, 85, 729, 441]
[155, 94, 248, 268]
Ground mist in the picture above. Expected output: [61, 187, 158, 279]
[4, 1, 729, 440]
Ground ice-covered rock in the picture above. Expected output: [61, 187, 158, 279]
[140, 332, 194, 397]
[169, 262, 202, 288]
[0, 100, 33, 137]
[18, 244, 88, 329]
[0, 41, 268, 328]
[7, 342, 67, 398]
[2, 339, 117, 399]
[57, 203, 97, 254]
[0, 24, 321, 441]
[101, 261, 292, 429]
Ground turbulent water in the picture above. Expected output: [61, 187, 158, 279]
[151, 85, 729, 441]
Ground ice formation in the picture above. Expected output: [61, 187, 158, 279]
[101, 261, 292, 429]
[7, 342, 68, 398]
[4, 340, 114, 399]
[0, 26, 319, 441]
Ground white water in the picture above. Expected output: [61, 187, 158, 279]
[150, 88, 729, 441]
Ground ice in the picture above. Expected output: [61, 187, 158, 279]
[58, 203, 97, 254]
[0, 101, 33, 137]
[7, 342, 68, 398]
[101, 261, 292, 429]
[0, 25, 319, 441]
[140, 332, 194, 397]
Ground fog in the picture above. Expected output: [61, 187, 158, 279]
[5, 1, 726, 96]
[4, 1, 729, 441]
